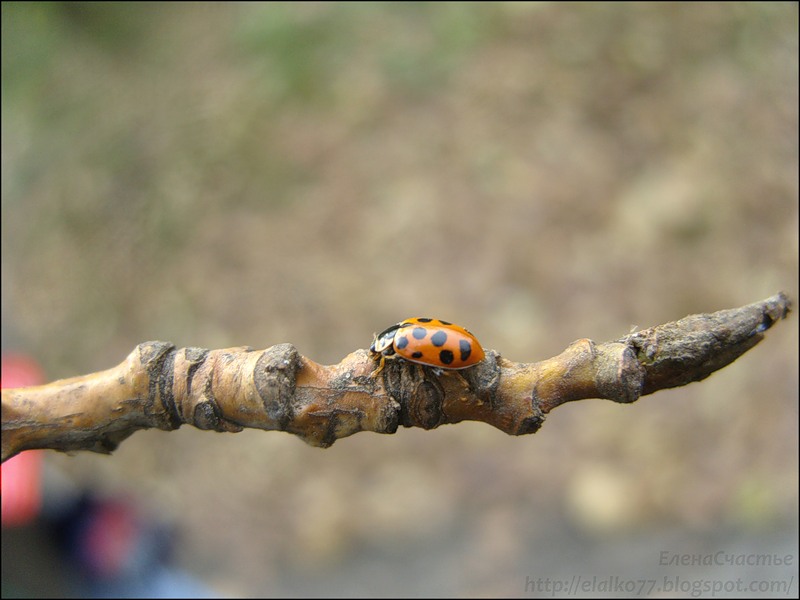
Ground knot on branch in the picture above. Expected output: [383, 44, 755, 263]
[378, 350, 504, 430]
[593, 343, 645, 404]
[138, 341, 179, 430]
[254, 343, 300, 431]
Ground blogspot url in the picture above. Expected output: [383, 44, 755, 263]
[524, 575, 796, 597]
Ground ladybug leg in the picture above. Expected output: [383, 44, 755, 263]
[370, 345, 399, 378]
[370, 354, 387, 378]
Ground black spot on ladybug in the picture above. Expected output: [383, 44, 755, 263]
[412, 351, 424, 359]
[459, 340, 472, 361]
[396, 336, 409, 350]
[412, 327, 427, 339]
[439, 319, 452, 325]
[439, 350, 454, 365]
[431, 331, 447, 347]
[417, 318, 433, 323]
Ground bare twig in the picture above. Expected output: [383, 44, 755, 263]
[1, 293, 791, 462]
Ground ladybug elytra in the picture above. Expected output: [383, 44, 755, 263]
[370, 317, 485, 370]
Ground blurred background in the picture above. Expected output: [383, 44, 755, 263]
[2, 2, 797, 597]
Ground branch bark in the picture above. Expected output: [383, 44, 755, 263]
[1, 293, 792, 462]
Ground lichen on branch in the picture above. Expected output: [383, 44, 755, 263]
[1, 293, 792, 462]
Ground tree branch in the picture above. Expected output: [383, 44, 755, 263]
[1, 293, 792, 462]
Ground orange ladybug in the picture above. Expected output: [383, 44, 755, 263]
[370, 317, 485, 370]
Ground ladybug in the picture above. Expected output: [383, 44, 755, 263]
[370, 317, 485, 371]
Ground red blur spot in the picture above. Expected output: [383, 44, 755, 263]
[1, 353, 46, 526]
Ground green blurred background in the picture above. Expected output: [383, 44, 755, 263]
[2, 2, 797, 597]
